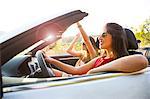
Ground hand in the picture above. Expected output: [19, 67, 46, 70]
[77, 22, 82, 28]
[44, 54, 54, 63]
[45, 57, 55, 64]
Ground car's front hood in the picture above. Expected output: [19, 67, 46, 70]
[0, 10, 88, 66]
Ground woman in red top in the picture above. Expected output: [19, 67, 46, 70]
[45, 22, 148, 76]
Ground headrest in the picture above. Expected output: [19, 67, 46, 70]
[124, 28, 138, 50]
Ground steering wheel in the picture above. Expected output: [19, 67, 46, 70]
[35, 50, 55, 78]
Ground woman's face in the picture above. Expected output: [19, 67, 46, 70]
[99, 27, 112, 50]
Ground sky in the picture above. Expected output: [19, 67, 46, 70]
[0, 0, 149, 37]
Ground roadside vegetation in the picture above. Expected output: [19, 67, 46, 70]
[132, 17, 150, 47]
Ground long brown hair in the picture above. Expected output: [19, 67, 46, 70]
[106, 23, 129, 58]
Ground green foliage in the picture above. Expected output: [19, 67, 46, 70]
[52, 40, 64, 54]
[133, 17, 150, 46]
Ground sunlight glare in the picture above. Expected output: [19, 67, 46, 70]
[44, 34, 55, 41]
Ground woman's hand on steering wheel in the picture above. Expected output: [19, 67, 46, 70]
[44, 54, 54, 64]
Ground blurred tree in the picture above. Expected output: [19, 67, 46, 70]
[133, 17, 150, 46]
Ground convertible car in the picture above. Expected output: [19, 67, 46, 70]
[0, 10, 150, 99]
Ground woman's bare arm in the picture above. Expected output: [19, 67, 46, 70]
[87, 55, 148, 74]
[66, 33, 82, 57]
[77, 22, 97, 59]
[45, 56, 98, 75]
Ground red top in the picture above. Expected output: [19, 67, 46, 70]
[93, 57, 113, 68]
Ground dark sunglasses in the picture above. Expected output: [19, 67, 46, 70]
[101, 32, 108, 37]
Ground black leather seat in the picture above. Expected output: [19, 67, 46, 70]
[124, 28, 143, 55]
